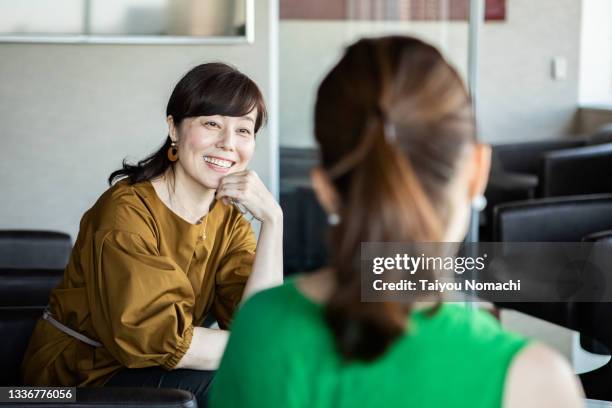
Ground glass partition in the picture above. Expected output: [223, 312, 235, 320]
[0, 0, 253, 44]
[278, 0, 502, 148]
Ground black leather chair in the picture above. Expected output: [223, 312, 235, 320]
[540, 143, 612, 197]
[577, 230, 612, 356]
[493, 196, 612, 400]
[0, 230, 72, 269]
[280, 148, 328, 276]
[482, 138, 587, 240]
[491, 138, 587, 178]
[493, 194, 612, 243]
[0, 231, 198, 407]
[576, 229, 612, 401]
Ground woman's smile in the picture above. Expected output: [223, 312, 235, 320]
[204, 155, 236, 173]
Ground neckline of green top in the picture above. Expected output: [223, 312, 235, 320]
[285, 276, 439, 322]
[142, 180, 220, 228]
[286, 277, 324, 310]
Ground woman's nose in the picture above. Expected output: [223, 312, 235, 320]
[217, 127, 236, 150]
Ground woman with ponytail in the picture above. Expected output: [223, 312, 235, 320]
[211, 37, 583, 407]
[22, 63, 283, 407]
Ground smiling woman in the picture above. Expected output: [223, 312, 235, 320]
[20, 63, 283, 408]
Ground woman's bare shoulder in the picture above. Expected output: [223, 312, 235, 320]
[503, 342, 584, 408]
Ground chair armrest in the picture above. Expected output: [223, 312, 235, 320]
[487, 171, 539, 193]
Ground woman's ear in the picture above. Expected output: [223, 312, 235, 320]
[468, 143, 492, 199]
[310, 167, 340, 216]
[167, 115, 177, 142]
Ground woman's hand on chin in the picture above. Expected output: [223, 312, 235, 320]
[216, 170, 282, 224]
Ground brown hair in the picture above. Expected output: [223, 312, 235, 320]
[315, 36, 476, 361]
[109, 62, 267, 185]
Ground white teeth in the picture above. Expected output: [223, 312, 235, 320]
[204, 156, 233, 168]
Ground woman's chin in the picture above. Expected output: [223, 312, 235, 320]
[197, 177, 222, 190]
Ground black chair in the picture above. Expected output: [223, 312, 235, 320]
[493, 194, 612, 244]
[540, 143, 612, 197]
[0, 231, 198, 407]
[577, 229, 612, 359]
[482, 138, 587, 240]
[573, 229, 612, 401]
[280, 147, 328, 276]
[491, 138, 586, 178]
[493, 195, 612, 400]
[0, 230, 72, 269]
[280, 184, 328, 276]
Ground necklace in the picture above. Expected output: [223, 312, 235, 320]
[198, 214, 208, 241]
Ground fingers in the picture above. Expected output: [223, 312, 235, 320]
[218, 169, 259, 186]
[216, 185, 248, 202]
[217, 180, 247, 190]
[217, 170, 259, 201]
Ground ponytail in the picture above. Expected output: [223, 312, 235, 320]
[314, 36, 475, 362]
[324, 117, 442, 361]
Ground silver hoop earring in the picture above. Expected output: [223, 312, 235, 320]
[327, 213, 341, 226]
[471, 195, 487, 212]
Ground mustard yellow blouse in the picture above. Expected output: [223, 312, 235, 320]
[21, 180, 256, 386]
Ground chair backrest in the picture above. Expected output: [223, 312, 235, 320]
[493, 194, 612, 242]
[493, 195, 612, 332]
[0, 230, 71, 269]
[540, 143, 612, 197]
[576, 229, 612, 357]
[492, 138, 586, 176]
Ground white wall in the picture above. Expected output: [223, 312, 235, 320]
[578, 0, 612, 106]
[279, 20, 469, 148]
[279, 0, 582, 147]
[478, 0, 582, 143]
[0, 0, 278, 241]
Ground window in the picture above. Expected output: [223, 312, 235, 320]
[0, 0, 253, 44]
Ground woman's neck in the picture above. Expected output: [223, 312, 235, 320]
[159, 166, 216, 224]
[297, 267, 438, 311]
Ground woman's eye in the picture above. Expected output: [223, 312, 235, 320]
[238, 128, 252, 135]
[204, 121, 219, 128]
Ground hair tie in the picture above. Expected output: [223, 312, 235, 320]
[384, 120, 397, 144]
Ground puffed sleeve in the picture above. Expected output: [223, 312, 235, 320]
[213, 217, 257, 329]
[87, 229, 195, 370]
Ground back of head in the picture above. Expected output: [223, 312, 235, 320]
[314, 36, 476, 361]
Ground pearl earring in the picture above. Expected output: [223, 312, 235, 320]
[327, 213, 341, 225]
[471, 195, 487, 212]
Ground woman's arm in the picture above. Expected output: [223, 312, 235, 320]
[503, 343, 584, 408]
[217, 169, 284, 301]
[241, 206, 283, 301]
[173, 214, 283, 370]
[174, 327, 229, 370]
[175, 171, 283, 370]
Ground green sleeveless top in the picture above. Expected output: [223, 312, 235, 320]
[211, 278, 528, 408]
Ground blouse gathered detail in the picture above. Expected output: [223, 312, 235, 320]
[21, 180, 256, 386]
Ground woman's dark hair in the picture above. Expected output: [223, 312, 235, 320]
[315, 36, 476, 361]
[108, 62, 267, 185]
